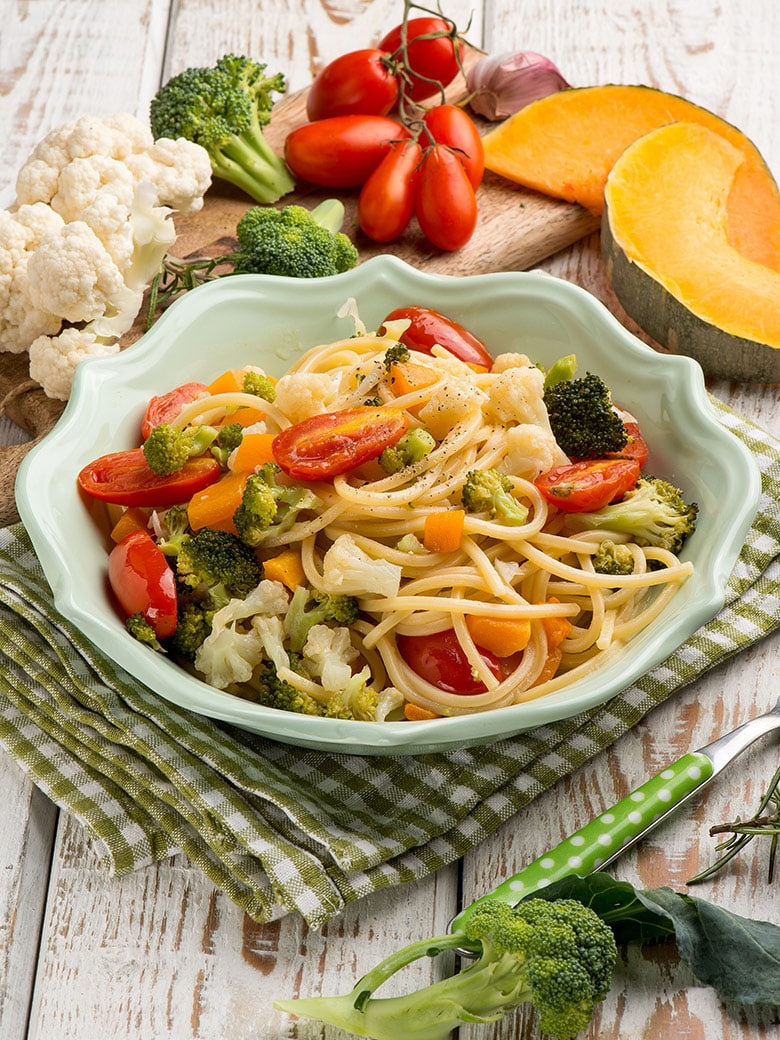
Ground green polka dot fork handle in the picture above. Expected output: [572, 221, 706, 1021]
[452, 696, 780, 934]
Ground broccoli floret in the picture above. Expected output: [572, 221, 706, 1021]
[176, 527, 262, 608]
[210, 422, 244, 466]
[149, 53, 295, 203]
[143, 422, 217, 475]
[323, 667, 380, 721]
[544, 372, 628, 459]
[226, 199, 358, 279]
[592, 539, 635, 575]
[241, 370, 276, 401]
[284, 584, 360, 654]
[275, 897, 617, 1040]
[570, 476, 698, 554]
[379, 427, 436, 474]
[233, 462, 321, 548]
[156, 504, 191, 555]
[382, 343, 411, 371]
[126, 612, 165, 652]
[251, 660, 323, 715]
[168, 601, 216, 661]
[461, 468, 529, 526]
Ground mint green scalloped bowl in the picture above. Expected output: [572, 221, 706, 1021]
[15, 256, 761, 755]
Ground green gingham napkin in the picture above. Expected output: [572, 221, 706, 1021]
[1, 399, 778, 929]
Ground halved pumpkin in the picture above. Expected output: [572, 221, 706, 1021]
[602, 122, 780, 383]
[482, 84, 780, 270]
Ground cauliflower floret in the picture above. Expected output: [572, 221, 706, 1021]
[303, 624, 360, 692]
[321, 534, 402, 598]
[28, 327, 120, 401]
[210, 579, 290, 627]
[491, 351, 533, 372]
[0, 209, 63, 353]
[194, 623, 265, 690]
[416, 378, 486, 440]
[501, 423, 570, 481]
[483, 363, 550, 427]
[274, 371, 343, 424]
[124, 137, 212, 215]
[49, 155, 137, 268]
[252, 614, 291, 673]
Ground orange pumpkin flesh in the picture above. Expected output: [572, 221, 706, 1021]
[482, 84, 780, 271]
[602, 122, 780, 382]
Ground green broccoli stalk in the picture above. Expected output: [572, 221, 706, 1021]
[592, 539, 635, 575]
[142, 422, 218, 475]
[461, 469, 529, 526]
[149, 53, 294, 203]
[284, 584, 360, 653]
[543, 353, 578, 390]
[275, 897, 617, 1040]
[233, 462, 321, 548]
[569, 476, 698, 554]
[379, 428, 436, 474]
[210, 422, 244, 467]
[543, 372, 629, 459]
[155, 505, 191, 556]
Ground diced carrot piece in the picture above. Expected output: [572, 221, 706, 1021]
[110, 506, 149, 543]
[187, 471, 248, 534]
[390, 361, 440, 398]
[423, 509, 465, 553]
[227, 406, 267, 428]
[466, 615, 532, 657]
[404, 702, 441, 721]
[228, 432, 278, 473]
[262, 548, 306, 590]
[207, 369, 245, 395]
[533, 646, 565, 686]
[541, 597, 574, 649]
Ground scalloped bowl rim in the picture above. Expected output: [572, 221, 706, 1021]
[15, 256, 762, 755]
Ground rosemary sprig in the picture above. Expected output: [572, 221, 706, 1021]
[688, 762, 780, 885]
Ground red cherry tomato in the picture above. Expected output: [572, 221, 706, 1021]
[397, 629, 502, 694]
[141, 382, 207, 439]
[422, 104, 484, 189]
[415, 144, 478, 251]
[358, 140, 422, 242]
[78, 449, 221, 507]
[535, 457, 641, 513]
[284, 115, 409, 188]
[610, 420, 650, 467]
[306, 48, 400, 120]
[379, 17, 463, 101]
[272, 407, 410, 480]
[381, 306, 494, 370]
[108, 530, 178, 638]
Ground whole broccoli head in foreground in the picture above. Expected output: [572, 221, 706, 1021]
[149, 53, 295, 203]
[544, 372, 628, 459]
[275, 897, 617, 1040]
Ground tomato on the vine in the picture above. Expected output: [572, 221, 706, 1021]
[358, 139, 422, 242]
[306, 48, 400, 120]
[535, 457, 641, 513]
[108, 530, 178, 638]
[379, 16, 463, 101]
[422, 104, 484, 189]
[380, 306, 494, 370]
[397, 629, 502, 695]
[415, 144, 478, 251]
[284, 115, 409, 187]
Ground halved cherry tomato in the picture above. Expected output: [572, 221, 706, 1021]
[358, 140, 422, 242]
[397, 629, 502, 695]
[610, 420, 650, 467]
[273, 407, 409, 480]
[415, 144, 478, 251]
[307, 49, 399, 120]
[78, 449, 221, 507]
[108, 530, 177, 638]
[379, 17, 463, 101]
[284, 115, 410, 188]
[141, 382, 207, 439]
[422, 104, 484, 189]
[535, 457, 641, 513]
[381, 306, 494, 370]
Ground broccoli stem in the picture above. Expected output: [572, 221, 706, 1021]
[353, 933, 479, 1007]
[213, 122, 294, 203]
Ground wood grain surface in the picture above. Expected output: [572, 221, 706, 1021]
[2, 3, 780, 1040]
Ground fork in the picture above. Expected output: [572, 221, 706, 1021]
[452, 694, 780, 932]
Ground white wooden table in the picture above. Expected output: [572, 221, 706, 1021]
[2, 2, 779, 1038]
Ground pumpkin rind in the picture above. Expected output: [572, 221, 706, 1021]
[602, 122, 780, 384]
[482, 84, 780, 271]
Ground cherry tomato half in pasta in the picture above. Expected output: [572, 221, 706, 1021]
[381, 306, 494, 370]
[78, 449, 221, 507]
[141, 382, 207, 439]
[272, 407, 410, 480]
[535, 457, 641, 513]
[422, 104, 484, 189]
[378, 16, 463, 101]
[284, 115, 410, 188]
[610, 420, 650, 468]
[397, 629, 503, 695]
[306, 49, 400, 120]
[108, 530, 178, 638]
[358, 139, 422, 242]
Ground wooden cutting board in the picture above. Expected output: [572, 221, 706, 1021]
[1, 50, 598, 524]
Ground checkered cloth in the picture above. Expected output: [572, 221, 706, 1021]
[1, 400, 778, 928]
